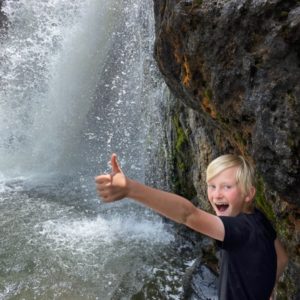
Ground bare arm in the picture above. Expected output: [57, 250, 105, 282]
[274, 238, 288, 281]
[270, 239, 289, 299]
[95, 154, 225, 241]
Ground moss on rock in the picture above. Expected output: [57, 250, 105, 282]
[171, 113, 196, 200]
[255, 176, 276, 222]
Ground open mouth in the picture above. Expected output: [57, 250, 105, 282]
[215, 204, 229, 212]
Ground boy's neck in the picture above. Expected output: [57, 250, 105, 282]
[242, 203, 255, 214]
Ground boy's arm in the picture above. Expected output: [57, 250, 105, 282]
[270, 238, 289, 299]
[274, 238, 288, 281]
[95, 154, 225, 241]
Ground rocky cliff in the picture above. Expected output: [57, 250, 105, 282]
[153, 0, 300, 298]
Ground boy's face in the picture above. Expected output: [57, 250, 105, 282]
[207, 166, 248, 217]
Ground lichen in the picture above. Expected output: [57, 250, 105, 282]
[193, 0, 203, 6]
[182, 56, 192, 87]
[204, 88, 213, 100]
[200, 88, 218, 119]
[255, 177, 295, 241]
[255, 176, 276, 222]
[232, 131, 248, 156]
[173, 115, 188, 153]
[286, 90, 296, 107]
[214, 113, 248, 155]
[171, 113, 196, 199]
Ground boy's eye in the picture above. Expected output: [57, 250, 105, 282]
[223, 185, 231, 190]
[207, 184, 235, 191]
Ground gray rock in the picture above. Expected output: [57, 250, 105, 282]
[153, 0, 300, 298]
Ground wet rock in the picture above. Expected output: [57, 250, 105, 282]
[0, 0, 7, 30]
[153, 0, 300, 298]
[154, 0, 300, 203]
[183, 257, 218, 300]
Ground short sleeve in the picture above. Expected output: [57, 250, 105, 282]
[218, 210, 276, 251]
[216, 210, 277, 299]
[218, 215, 252, 250]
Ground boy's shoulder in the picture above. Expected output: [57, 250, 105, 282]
[225, 208, 273, 226]
[218, 208, 276, 248]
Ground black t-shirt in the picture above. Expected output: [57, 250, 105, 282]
[217, 209, 277, 300]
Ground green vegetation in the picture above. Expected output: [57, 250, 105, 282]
[255, 176, 276, 222]
[193, 0, 203, 6]
[280, 11, 289, 18]
[205, 88, 213, 100]
[174, 115, 187, 154]
[171, 113, 196, 199]
[255, 176, 294, 241]
[286, 90, 296, 107]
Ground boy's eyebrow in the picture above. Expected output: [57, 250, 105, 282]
[206, 180, 237, 184]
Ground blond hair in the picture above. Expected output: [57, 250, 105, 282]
[206, 154, 255, 196]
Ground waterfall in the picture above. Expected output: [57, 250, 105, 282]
[0, 0, 163, 182]
[0, 1, 197, 299]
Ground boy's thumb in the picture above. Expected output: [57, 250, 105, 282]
[111, 153, 122, 174]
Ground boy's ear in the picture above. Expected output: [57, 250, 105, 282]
[245, 186, 256, 202]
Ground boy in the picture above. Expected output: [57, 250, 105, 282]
[95, 153, 288, 299]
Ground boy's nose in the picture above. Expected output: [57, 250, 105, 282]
[213, 187, 223, 198]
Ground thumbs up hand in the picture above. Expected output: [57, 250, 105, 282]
[95, 154, 129, 202]
[110, 153, 122, 174]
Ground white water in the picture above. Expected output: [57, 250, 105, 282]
[0, 0, 159, 179]
[0, 0, 194, 299]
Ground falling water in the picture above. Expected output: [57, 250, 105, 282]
[0, 0, 198, 299]
[0, 0, 144, 177]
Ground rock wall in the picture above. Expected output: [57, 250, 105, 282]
[153, 0, 300, 298]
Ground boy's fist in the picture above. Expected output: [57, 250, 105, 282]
[95, 154, 129, 202]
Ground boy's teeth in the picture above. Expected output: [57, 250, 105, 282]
[216, 204, 229, 212]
